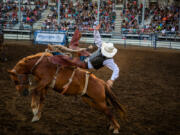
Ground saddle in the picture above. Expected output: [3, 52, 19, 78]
[48, 28, 89, 69]
[48, 55, 87, 69]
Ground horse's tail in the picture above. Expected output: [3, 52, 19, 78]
[105, 84, 127, 121]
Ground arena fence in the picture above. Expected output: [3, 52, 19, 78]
[2, 28, 180, 49]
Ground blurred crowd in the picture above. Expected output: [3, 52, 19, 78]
[1, 0, 179, 36]
[0, 1, 18, 28]
[121, 0, 180, 35]
[122, 0, 140, 31]
[41, 0, 116, 32]
[0, 0, 48, 29]
[149, 5, 179, 35]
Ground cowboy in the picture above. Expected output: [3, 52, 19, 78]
[63, 22, 119, 87]
[49, 23, 119, 87]
[82, 22, 119, 87]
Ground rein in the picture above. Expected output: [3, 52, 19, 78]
[31, 49, 48, 73]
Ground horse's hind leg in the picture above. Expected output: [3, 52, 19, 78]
[82, 96, 100, 110]
[82, 97, 120, 134]
[97, 101, 120, 134]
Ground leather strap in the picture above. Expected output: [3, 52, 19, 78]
[81, 72, 90, 95]
[49, 65, 60, 89]
[61, 68, 77, 94]
[31, 49, 48, 73]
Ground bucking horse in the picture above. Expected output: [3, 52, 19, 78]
[8, 51, 126, 134]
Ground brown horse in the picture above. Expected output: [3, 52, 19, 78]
[8, 52, 126, 134]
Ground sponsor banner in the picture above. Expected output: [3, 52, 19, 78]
[34, 30, 67, 45]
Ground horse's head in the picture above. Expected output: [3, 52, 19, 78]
[8, 69, 30, 96]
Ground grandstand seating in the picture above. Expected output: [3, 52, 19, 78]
[121, 0, 180, 36]
[40, 0, 116, 32]
[0, 0, 48, 29]
[1, 0, 180, 41]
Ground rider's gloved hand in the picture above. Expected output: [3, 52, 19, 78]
[107, 80, 114, 88]
[86, 45, 93, 51]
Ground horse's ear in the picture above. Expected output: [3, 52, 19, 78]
[7, 69, 16, 76]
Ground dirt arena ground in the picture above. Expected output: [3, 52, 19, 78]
[0, 40, 179, 135]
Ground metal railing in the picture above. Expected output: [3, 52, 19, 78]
[2, 27, 180, 49]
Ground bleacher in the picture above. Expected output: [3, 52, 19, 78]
[0, 0, 48, 30]
[1, 0, 180, 49]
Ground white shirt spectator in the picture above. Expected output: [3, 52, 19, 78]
[171, 27, 175, 33]
[162, 29, 166, 35]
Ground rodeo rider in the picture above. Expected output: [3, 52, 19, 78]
[49, 22, 120, 88]
[83, 22, 120, 88]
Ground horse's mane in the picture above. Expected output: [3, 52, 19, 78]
[17, 52, 53, 65]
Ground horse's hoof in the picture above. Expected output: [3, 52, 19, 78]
[32, 108, 39, 116]
[31, 115, 40, 122]
[113, 129, 119, 134]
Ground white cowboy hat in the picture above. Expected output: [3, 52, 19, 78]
[101, 42, 117, 58]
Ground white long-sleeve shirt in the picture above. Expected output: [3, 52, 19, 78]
[87, 29, 119, 81]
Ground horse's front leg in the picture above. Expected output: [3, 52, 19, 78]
[30, 78, 51, 122]
[31, 90, 40, 122]
[31, 89, 46, 122]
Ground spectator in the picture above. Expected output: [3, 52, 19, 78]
[0, 0, 48, 29]
[43, 0, 116, 32]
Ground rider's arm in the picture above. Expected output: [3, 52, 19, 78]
[94, 24, 102, 48]
[103, 59, 119, 81]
